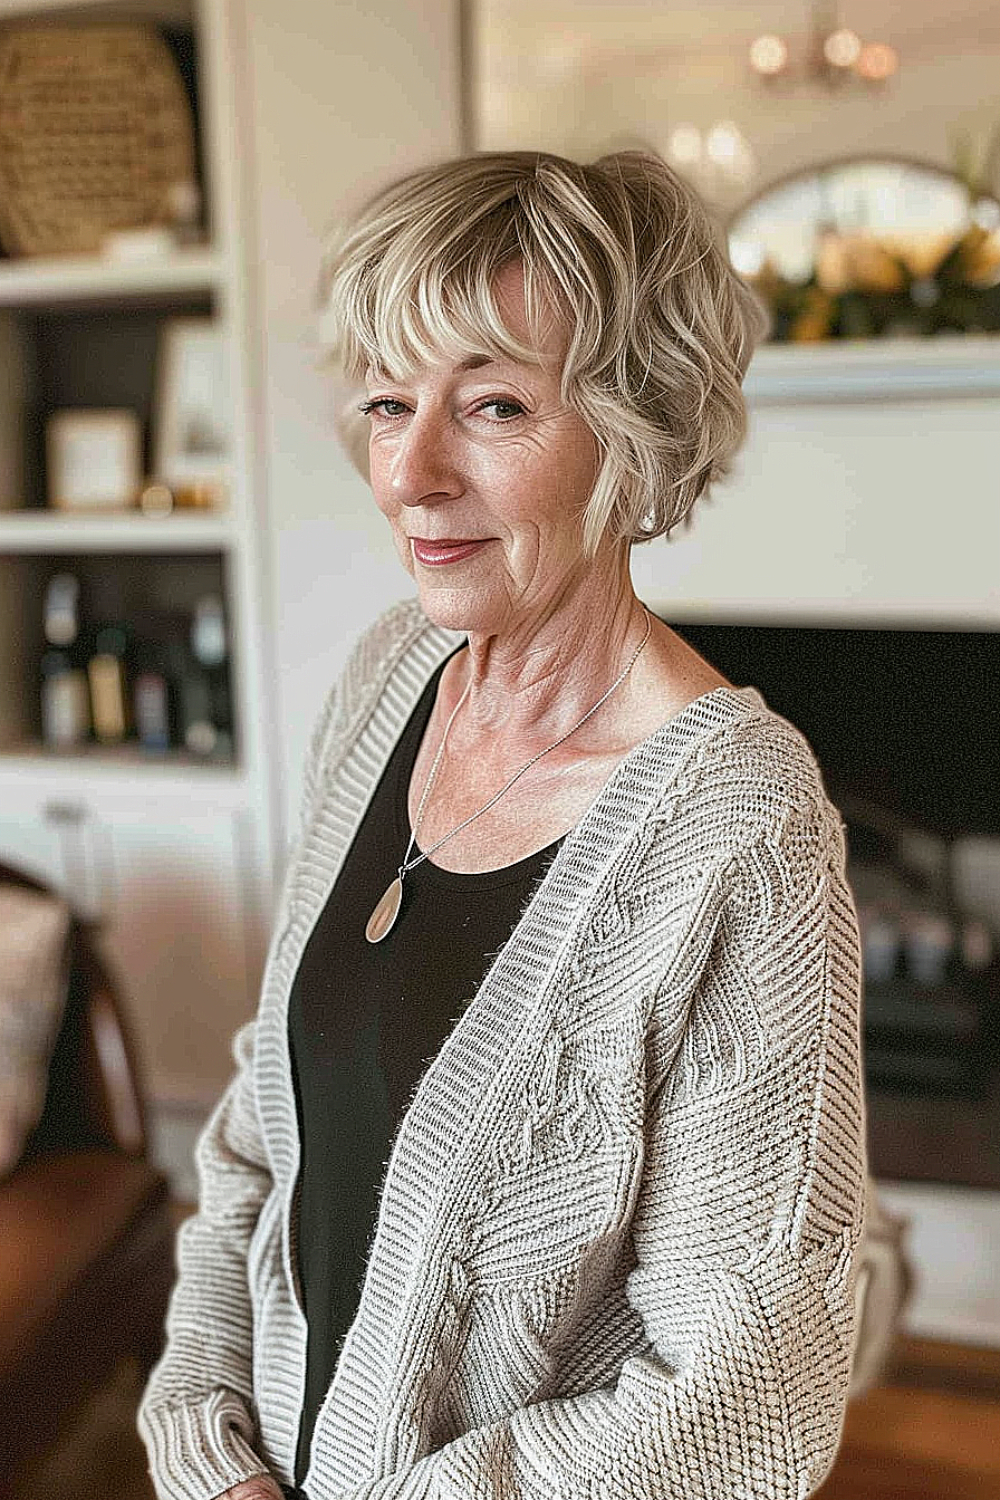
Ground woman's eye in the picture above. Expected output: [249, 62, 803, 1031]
[360, 398, 408, 418]
[478, 399, 525, 421]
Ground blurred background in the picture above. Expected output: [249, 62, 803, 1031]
[0, 1, 997, 1495]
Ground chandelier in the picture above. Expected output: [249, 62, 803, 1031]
[749, 2, 898, 89]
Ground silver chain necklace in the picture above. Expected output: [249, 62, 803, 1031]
[365, 606, 653, 943]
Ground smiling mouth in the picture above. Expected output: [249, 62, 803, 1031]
[410, 537, 491, 565]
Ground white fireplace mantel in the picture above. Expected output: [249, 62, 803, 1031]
[744, 334, 1000, 406]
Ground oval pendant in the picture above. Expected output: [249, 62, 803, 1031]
[366, 875, 403, 944]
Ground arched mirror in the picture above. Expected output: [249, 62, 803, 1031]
[727, 156, 1000, 341]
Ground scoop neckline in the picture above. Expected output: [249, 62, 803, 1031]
[411, 835, 567, 887]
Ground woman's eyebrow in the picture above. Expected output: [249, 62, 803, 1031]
[366, 356, 498, 380]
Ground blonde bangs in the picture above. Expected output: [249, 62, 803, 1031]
[322, 186, 565, 382]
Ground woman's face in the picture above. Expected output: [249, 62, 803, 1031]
[362, 260, 605, 638]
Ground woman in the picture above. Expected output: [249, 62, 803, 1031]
[139, 150, 876, 1500]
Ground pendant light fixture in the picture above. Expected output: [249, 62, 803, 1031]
[749, 2, 899, 90]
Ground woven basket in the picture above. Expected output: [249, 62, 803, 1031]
[0, 22, 198, 257]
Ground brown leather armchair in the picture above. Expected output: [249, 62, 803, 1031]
[0, 859, 175, 1486]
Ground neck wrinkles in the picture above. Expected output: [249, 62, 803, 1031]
[454, 571, 646, 744]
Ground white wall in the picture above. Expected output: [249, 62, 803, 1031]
[630, 382, 1000, 627]
[475, 3, 1000, 213]
[240, 0, 462, 848]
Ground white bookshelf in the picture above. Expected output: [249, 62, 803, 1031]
[0, 747, 250, 801]
[0, 0, 278, 1121]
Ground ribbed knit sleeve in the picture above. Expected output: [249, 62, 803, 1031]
[136, 1015, 273, 1497]
[329, 778, 868, 1500]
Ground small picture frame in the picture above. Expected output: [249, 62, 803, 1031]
[153, 316, 231, 505]
[45, 408, 143, 512]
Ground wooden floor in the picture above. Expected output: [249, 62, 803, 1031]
[823, 1371, 1000, 1499]
[10, 1321, 1000, 1500]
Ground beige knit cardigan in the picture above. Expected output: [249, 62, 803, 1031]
[138, 597, 869, 1500]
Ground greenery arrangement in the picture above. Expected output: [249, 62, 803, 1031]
[750, 125, 1000, 342]
[752, 220, 1000, 342]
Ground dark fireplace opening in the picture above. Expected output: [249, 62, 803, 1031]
[667, 618, 1000, 1191]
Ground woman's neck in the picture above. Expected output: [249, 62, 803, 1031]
[453, 567, 648, 749]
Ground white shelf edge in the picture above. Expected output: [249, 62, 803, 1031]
[745, 334, 1000, 404]
[0, 752, 251, 805]
[0, 509, 236, 553]
[0, 245, 225, 308]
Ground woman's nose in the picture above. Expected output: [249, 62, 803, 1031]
[388, 411, 461, 508]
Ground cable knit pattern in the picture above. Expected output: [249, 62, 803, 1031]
[138, 596, 868, 1500]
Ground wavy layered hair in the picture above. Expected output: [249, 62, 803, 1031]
[317, 149, 770, 555]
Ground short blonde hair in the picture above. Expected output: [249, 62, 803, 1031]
[318, 149, 769, 555]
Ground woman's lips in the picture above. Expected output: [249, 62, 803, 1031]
[411, 538, 490, 566]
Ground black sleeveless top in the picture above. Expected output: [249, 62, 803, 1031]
[287, 646, 565, 1485]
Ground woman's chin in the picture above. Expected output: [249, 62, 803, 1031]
[412, 579, 500, 637]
